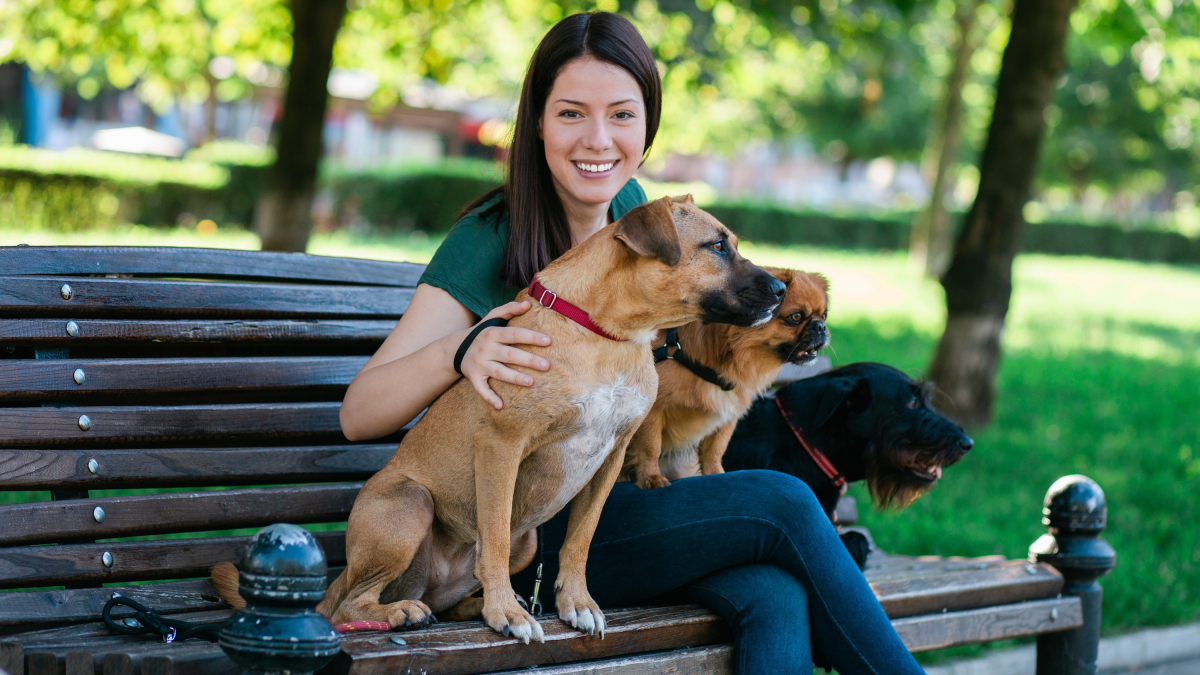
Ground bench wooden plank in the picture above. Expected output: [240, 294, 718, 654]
[486, 645, 733, 674]
[896, 596, 1082, 652]
[0, 246, 424, 288]
[0, 445, 395, 490]
[870, 558, 1064, 618]
[0, 319, 395, 344]
[329, 606, 731, 675]
[0, 277, 412, 319]
[0, 402, 344, 447]
[0, 484, 360, 546]
[0, 356, 368, 400]
[0, 581, 228, 628]
[0, 531, 346, 589]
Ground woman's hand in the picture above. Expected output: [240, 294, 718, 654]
[458, 300, 552, 410]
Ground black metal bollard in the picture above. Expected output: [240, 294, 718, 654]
[1029, 475, 1117, 675]
[218, 524, 341, 675]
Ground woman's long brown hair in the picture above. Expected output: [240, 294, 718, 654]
[461, 12, 662, 288]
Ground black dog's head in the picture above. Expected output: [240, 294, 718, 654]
[778, 362, 974, 511]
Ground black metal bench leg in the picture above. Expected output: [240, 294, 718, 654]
[1030, 475, 1117, 675]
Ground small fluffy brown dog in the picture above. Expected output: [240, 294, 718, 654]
[214, 196, 785, 644]
[623, 267, 829, 490]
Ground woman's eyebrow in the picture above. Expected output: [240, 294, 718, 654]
[553, 98, 638, 107]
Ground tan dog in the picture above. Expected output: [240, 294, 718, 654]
[623, 267, 829, 489]
[215, 196, 785, 643]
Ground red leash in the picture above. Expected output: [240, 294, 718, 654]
[774, 395, 845, 488]
[529, 276, 625, 342]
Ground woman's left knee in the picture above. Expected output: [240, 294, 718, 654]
[726, 469, 825, 520]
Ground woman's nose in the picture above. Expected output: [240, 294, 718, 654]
[582, 119, 612, 151]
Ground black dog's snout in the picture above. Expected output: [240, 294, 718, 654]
[959, 434, 974, 452]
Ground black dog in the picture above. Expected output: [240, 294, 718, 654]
[724, 362, 974, 567]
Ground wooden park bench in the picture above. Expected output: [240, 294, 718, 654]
[0, 246, 1115, 675]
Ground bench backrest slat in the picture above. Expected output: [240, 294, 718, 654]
[0, 532, 348, 590]
[0, 277, 413, 318]
[1, 246, 424, 287]
[0, 319, 396, 344]
[0, 445, 395, 490]
[0, 402, 346, 447]
[0, 483, 361, 546]
[0, 356, 369, 400]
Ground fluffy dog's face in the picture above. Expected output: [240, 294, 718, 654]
[613, 196, 785, 329]
[757, 267, 829, 365]
[830, 364, 975, 509]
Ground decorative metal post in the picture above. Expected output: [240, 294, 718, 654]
[1029, 475, 1117, 675]
[218, 524, 341, 675]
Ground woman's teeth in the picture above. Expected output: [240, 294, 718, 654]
[576, 162, 615, 173]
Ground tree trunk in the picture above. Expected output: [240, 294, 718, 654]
[910, 0, 981, 277]
[256, 0, 348, 252]
[928, 0, 1076, 427]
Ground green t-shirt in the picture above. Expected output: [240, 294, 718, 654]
[419, 178, 647, 319]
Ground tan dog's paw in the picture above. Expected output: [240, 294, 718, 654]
[387, 599, 436, 629]
[555, 580, 606, 638]
[482, 592, 545, 644]
[634, 471, 671, 490]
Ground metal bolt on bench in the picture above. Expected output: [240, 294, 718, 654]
[218, 523, 341, 675]
[1029, 474, 1117, 675]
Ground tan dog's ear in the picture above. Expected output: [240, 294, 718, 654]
[671, 193, 695, 205]
[614, 197, 683, 266]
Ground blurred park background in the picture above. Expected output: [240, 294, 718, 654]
[1, 0, 1199, 664]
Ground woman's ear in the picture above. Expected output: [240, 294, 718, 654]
[614, 197, 682, 266]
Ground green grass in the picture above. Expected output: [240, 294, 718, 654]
[3, 225, 1199, 651]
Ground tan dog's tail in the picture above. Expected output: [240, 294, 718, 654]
[210, 561, 246, 610]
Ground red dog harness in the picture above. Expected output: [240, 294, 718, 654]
[529, 275, 625, 342]
[774, 395, 846, 488]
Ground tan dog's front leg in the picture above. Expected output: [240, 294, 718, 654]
[626, 414, 671, 489]
[474, 428, 545, 644]
[698, 419, 736, 476]
[555, 434, 633, 638]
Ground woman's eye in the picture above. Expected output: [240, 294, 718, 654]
[559, 110, 582, 118]
[614, 110, 635, 120]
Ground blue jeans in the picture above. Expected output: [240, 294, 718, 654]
[511, 470, 924, 675]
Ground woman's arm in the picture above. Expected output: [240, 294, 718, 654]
[339, 283, 551, 441]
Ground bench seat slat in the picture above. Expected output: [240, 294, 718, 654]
[0, 246, 424, 287]
[0, 356, 369, 400]
[0, 445, 395, 490]
[0, 402, 344, 447]
[0, 531, 347, 589]
[0, 277, 412, 318]
[0, 580, 228, 628]
[0, 484, 360, 546]
[0, 319, 395, 344]
[870, 558, 1064, 618]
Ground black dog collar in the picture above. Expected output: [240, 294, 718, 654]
[453, 317, 510, 376]
[652, 328, 736, 391]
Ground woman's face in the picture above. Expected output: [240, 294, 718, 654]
[541, 56, 646, 210]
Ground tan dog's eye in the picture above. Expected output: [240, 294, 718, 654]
[710, 241, 725, 253]
[783, 311, 806, 326]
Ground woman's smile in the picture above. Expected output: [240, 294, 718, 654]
[573, 160, 618, 176]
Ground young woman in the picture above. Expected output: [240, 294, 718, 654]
[340, 12, 925, 674]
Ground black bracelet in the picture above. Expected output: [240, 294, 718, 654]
[454, 317, 509, 376]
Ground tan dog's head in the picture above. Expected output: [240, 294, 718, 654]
[746, 267, 829, 365]
[612, 195, 785, 329]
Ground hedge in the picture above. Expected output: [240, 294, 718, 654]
[707, 200, 1200, 266]
[321, 159, 502, 234]
[0, 144, 269, 231]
